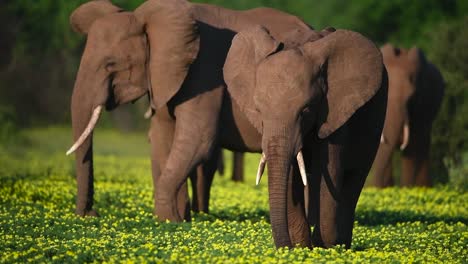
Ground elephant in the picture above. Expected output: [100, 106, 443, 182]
[371, 44, 444, 187]
[231, 152, 245, 182]
[66, 0, 386, 248]
[223, 26, 387, 248]
[66, 0, 320, 222]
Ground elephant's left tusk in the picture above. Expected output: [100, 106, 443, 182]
[66, 105, 103, 156]
[296, 151, 308, 186]
[255, 153, 266, 185]
[400, 122, 410, 151]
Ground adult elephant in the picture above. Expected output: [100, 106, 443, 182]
[223, 26, 387, 248]
[371, 44, 444, 187]
[66, 0, 317, 222]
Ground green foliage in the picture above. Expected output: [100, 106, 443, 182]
[426, 17, 468, 189]
[1, 128, 467, 263]
[0, 106, 18, 144]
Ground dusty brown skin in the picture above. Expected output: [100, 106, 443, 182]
[69, 0, 312, 236]
[69, 0, 386, 248]
[371, 44, 444, 187]
[224, 26, 387, 248]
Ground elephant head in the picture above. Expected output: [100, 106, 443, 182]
[67, 0, 200, 215]
[223, 26, 384, 248]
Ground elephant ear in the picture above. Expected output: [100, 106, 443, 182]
[301, 30, 384, 139]
[135, 0, 200, 110]
[70, 0, 122, 35]
[408, 46, 427, 72]
[224, 25, 282, 131]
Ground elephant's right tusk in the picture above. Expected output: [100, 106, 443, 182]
[296, 151, 308, 186]
[400, 122, 410, 151]
[380, 134, 387, 144]
[144, 106, 153, 119]
[255, 153, 267, 185]
[66, 105, 103, 156]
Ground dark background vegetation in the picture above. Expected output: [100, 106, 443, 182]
[0, 0, 466, 187]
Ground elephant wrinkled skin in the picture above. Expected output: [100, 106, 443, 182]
[371, 44, 444, 188]
[223, 26, 387, 248]
[68, 0, 387, 249]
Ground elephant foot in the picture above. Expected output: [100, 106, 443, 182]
[154, 196, 183, 222]
[75, 208, 99, 217]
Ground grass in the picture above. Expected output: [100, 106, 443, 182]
[1, 126, 467, 263]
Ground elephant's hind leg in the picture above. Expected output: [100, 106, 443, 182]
[190, 147, 220, 213]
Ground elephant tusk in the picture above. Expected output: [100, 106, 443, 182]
[66, 105, 103, 156]
[296, 151, 308, 186]
[380, 134, 387, 144]
[255, 153, 267, 185]
[144, 106, 153, 119]
[400, 122, 410, 151]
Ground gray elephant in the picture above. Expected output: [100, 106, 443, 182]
[223, 26, 387, 248]
[371, 44, 444, 187]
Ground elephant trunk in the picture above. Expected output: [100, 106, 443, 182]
[263, 123, 301, 248]
[70, 83, 97, 216]
[372, 103, 408, 187]
[69, 51, 109, 216]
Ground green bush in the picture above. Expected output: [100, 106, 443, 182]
[0, 106, 19, 144]
[427, 17, 468, 189]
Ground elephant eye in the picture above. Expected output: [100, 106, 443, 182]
[301, 106, 311, 116]
[105, 61, 116, 72]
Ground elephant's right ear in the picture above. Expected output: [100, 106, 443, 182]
[224, 25, 282, 131]
[70, 0, 122, 35]
[135, 0, 200, 110]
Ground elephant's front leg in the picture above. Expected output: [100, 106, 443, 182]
[149, 106, 192, 220]
[155, 87, 223, 222]
[287, 163, 311, 247]
[309, 130, 346, 248]
[401, 126, 432, 186]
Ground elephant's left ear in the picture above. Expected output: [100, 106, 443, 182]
[301, 30, 385, 138]
[135, 0, 200, 110]
[70, 0, 122, 35]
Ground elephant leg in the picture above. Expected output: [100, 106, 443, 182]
[401, 128, 431, 187]
[232, 152, 244, 182]
[336, 168, 368, 248]
[287, 162, 311, 247]
[155, 87, 223, 222]
[149, 108, 190, 220]
[382, 155, 394, 186]
[311, 136, 345, 248]
[190, 147, 220, 213]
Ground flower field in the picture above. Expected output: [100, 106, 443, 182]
[1, 127, 467, 263]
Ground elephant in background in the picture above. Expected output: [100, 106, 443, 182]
[66, 0, 319, 227]
[371, 44, 444, 187]
[223, 26, 387, 248]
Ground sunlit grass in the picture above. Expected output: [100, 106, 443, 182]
[0, 127, 466, 263]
